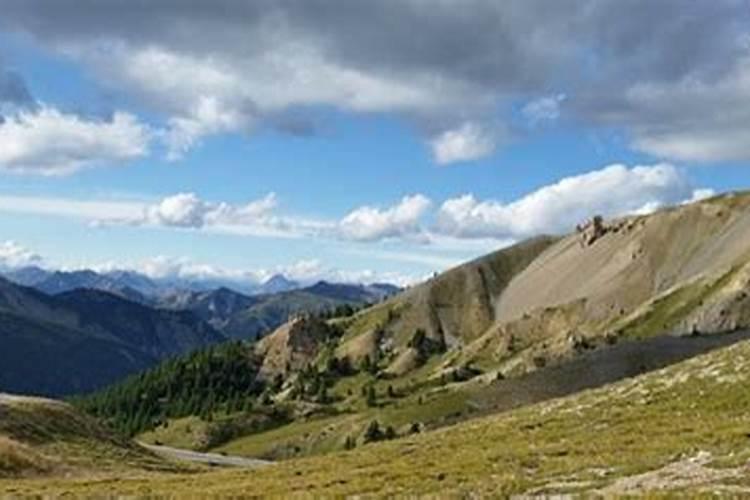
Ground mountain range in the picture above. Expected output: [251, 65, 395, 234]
[0, 267, 398, 396]
[0, 277, 223, 396]
[2, 267, 302, 299]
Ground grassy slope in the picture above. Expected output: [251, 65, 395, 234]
[0, 395, 178, 480]
[6, 337, 750, 495]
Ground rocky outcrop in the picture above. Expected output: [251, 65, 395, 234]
[576, 215, 608, 246]
[255, 316, 337, 379]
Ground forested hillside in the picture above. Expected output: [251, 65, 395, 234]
[76, 342, 264, 436]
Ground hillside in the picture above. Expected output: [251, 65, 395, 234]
[77, 341, 264, 436]
[0, 279, 224, 396]
[0, 394, 173, 480]
[6, 333, 750, 495]
[336, 193, 750, 382]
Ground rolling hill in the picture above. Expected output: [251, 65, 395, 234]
[0, 394, 174, 480]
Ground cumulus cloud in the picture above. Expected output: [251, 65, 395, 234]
[0, 105, 151, 175]
[339, 194, 432, 242]
[71, 42, 474, 160]
[137, 192, 279, 229]
[435, 163, 706, 239]
[430, 123, 498, 165]
[145, 193, 210, 228]
[5, 1, 746, 163]
[0, 240, 42, 269]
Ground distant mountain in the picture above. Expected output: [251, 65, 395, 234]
[55, 288, 225, 359]
[220, 281, 397, 340]
[158, 287, 260, 331]
[256, 274, 300, 294]
[2, 266, 397, 304]
[104, 270, 161, 296]
[2, 265, 51, 287]
[17, 269, 151, 304]
[0, 265, 401, 344]
[0, 277, 224, 396]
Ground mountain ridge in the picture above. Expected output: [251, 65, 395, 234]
[0, 279, 225, 396]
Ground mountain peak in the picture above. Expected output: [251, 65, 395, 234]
[259, 274, 300, 294]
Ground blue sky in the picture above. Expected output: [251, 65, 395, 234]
[0, 1, 749, 286]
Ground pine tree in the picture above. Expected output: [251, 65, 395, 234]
[364, 420, 383, 443]
[365, 385, 377, 407]
[344, 436, 356, 450]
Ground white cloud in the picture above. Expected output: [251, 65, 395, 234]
[688, 188, 716, 202]
[339, 194, 432, 242]
[96, 255, 419, 287]
[430, 122, 498, 165]
[435, 163, 707, 239]
[131, 191, 334, 239]
[135, 192, 279, 230]
[145, 193, 210, 228]
[0, 240, 42, 269]
[129, 255, 262, 283]
[0, 105, 151, 175]
[522, 94, 566, 125]
[80, 44, 478, 160]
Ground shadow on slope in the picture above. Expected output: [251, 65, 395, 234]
[470, 329, 750, 415]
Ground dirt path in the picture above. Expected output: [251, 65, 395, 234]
[139, 443, 272, 468]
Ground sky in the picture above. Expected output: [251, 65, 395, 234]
[0, 0, 749, 287]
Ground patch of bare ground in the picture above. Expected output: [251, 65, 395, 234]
[594, 452, 749, 495]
